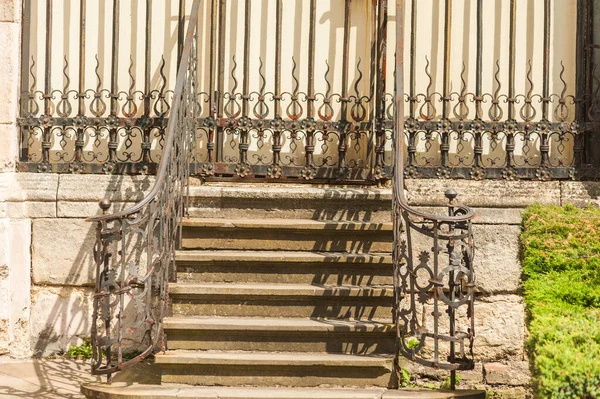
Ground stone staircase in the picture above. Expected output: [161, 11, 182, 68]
[155, 215, 398, 388]
[82, 185, 486, 398]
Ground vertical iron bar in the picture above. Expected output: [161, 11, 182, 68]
[305, 0, 316, 168]
[542, 0, 551, 120]
[441, 0, 452, 169]
[307, 0, 316, 119]
[506, 0, 517, 169]
[142, 0, 152, 165]
[240, 0, 251, 165]
[475, 0, 482, 119]
[575, 0, 590, 167]
[374, 0, 388, 175]
[208, 0, 217, 163]
[541, 0, 551, 167]
[75, 0, 86, 164]
[409, 0, 416, 119]
[508, 0, 516, 120]
[442, 0, 451, 119]
[473, 0, 483, 168]
[448, 202, 456, 390]
[339, 0, 352, 172]
[216, 0, 226, 162]
[42, 0, 53, 165]
[108, 0, 120, 165]
[272, 0, 282, 169]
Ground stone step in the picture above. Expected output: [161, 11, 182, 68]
[181, 218, 393, 253]
[82, 384, 486, 399]
[186, 184, 393, 223]
[175, 250, 393, 285]
[164, 316, 396, 354]
[169, 283, 395, 319]
[155, 350, 395, 387]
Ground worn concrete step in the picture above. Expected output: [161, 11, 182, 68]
[175, 250, 393, 285]
[155, 350, 395, 387]
[181, 218, 393, 253]
[169, 283, 395, 319]
[164, 317, 396, 354]
[82, 384, 486, 399]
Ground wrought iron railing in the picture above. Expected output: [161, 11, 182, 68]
[18, 0, 600, 182]
[87, 0, 199, 379]
[392, 0, 476, 386]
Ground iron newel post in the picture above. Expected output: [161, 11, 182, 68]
[392, 0, 477, 389]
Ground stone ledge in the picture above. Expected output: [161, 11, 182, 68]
[405, 180, 560, 208]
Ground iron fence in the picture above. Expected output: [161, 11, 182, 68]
[18, 1, 600, 182]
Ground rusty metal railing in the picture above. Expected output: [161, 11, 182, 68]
[86, 0, 199, 379]
[392, 0, 476, 388]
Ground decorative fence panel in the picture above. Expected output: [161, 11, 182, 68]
[19, 0, 600, 182]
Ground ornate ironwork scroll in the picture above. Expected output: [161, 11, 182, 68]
[392, 0, 476, 386]
[87, 0, 199, 379]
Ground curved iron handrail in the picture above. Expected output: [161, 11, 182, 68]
[88, 0, 200, 379]
[392, 0, 476, 381]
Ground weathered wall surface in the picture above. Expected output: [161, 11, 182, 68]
[0, 0, 27, 358]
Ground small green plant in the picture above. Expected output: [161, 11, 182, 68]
[399, 368, 411, 387]
[65, 338, 93, 360]
[406, 337, 420, 349]
[440, 374, 461, 389]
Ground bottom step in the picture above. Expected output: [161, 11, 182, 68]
[81, 384, 486, 399]
[155, 350, 394, 387]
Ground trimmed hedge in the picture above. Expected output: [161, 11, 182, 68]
[521, 204, 600, 398]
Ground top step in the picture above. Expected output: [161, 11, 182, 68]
[186, 185, 392, 222]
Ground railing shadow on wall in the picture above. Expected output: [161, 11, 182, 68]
[17, 0, 600, 183]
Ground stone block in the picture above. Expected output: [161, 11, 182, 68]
[0, 22, 20, 125]
[484, 361, 531, 386]
[1, 173, 59, 202]
[29, 286, 93, 356]
[0, 1, 20, 22]
[57, 174, 155, 202]
[472, 224, 521, 294]
[561, 181, 600, 208]
[415, 295, 524, 362]
[475, 295, 525, 361]
[406, 180, 560, 208]
[57, 201, 140, 218]
[403, 224, 521, 294]
[4, 201, 56, 218]
[32, 219, 96, 286]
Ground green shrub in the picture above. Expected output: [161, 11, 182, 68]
[521, 204, 600, 398]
